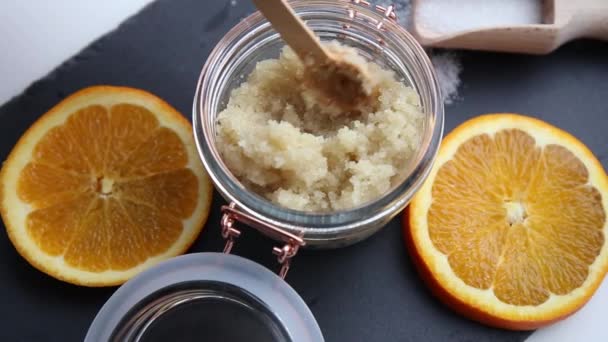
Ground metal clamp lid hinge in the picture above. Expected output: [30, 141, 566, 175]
[220, 203, 305, 279]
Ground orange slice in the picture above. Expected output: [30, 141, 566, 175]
[0, 86, 213, 286]
[406, 114, 608, 329]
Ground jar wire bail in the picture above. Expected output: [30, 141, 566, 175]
[221, 203, 306, 279]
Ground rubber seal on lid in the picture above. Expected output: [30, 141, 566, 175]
[85, 253, 323, 342]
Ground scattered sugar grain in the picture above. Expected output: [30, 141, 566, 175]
[430, 52, 462, 104]
[374, 1, 462, 104]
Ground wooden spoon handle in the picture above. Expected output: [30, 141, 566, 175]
[252, 0, 330, 61]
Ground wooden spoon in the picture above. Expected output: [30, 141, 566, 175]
[412, 0, 608, 54]
[252, 0, 374, 110]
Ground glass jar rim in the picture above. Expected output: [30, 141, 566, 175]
[193, 0, 444, 242]
[85, 253, 323, 341]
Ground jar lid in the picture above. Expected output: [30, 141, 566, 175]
[85, 253, 323, 342]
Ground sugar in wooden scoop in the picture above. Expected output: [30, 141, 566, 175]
[416, 0, 543, 36]
[414, 0, 608, 54]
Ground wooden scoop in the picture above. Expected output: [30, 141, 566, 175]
[412, 0, 608, 54]
[252, 0, 374, 109]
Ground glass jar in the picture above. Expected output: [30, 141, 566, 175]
[193, 0, 444, 249]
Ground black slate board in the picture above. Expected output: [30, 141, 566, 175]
[1, 0, 606, 341]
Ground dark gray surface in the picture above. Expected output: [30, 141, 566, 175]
[0, 0, 605, 341]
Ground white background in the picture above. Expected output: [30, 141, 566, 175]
[0, 0, 152, 102]
[0, 1, 606, 341]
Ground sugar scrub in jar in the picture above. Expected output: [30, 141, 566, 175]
[215, 41, 425, 212]
[193, 0, 444, 248]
